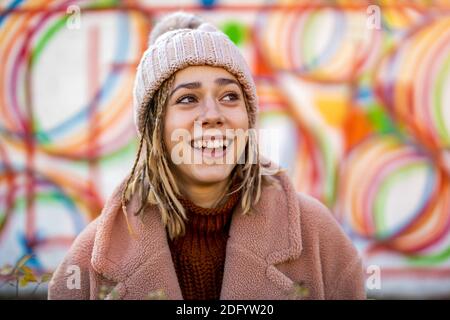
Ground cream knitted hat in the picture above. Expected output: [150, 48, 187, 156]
[133, 12, 258, 136]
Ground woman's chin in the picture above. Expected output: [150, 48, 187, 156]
[190, 163, 234, 184]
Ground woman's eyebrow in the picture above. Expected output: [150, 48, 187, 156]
[169, 78, 240, 98]
[215, 78, 239, 87]
[170, 82, 201, 97]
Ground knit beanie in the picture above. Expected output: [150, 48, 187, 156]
[132, 12, 258, 136]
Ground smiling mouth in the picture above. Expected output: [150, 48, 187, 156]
[190, 137, 233, 158]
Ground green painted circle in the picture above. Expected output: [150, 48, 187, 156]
[221, 21, 247, 46]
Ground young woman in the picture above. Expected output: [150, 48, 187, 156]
[48, 12, 365, 300]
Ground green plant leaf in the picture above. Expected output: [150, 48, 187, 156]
[146, 289, 167, 300]
[109, 288, 119, 300]
[20, 265, 33, 276]
[19, 276, 29, 287]
[15, 255, 33, 270]
[0, 264, 13, 276]
[292, 281, 310, 299]
[22, 272, 37, 284]
[41, 273, 53, 283]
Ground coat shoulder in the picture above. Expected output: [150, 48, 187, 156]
[69, 218, 99, 256]
[296, 192, 366, 299]
[296, 192, 351, 245]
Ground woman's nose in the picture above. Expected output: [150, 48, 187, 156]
[198, 97, 224, 127]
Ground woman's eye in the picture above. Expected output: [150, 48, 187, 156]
[176, 95, 197, 104]
[221, 92, 240, 102]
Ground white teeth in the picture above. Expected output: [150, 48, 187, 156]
[192, 139, 229, 149]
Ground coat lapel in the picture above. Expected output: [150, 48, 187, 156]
[220, 172, 303, 299]
[91, 170, 302, 300]
[91, 179, 183, 299]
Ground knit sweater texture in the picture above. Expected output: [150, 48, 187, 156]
[168, 187, 241, 300]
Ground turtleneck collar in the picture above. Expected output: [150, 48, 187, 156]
[175, 177, 242, 233]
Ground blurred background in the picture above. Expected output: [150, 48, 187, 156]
[0, 0, 450, 299]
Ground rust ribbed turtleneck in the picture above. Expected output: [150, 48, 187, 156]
[168, 182, 241, 300]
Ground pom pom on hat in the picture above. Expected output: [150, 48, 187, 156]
[149, 12, 217, 45]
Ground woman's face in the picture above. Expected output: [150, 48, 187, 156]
[163, 66, 249, 187]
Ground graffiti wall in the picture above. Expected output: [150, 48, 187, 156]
[0, 0, 449, 298]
